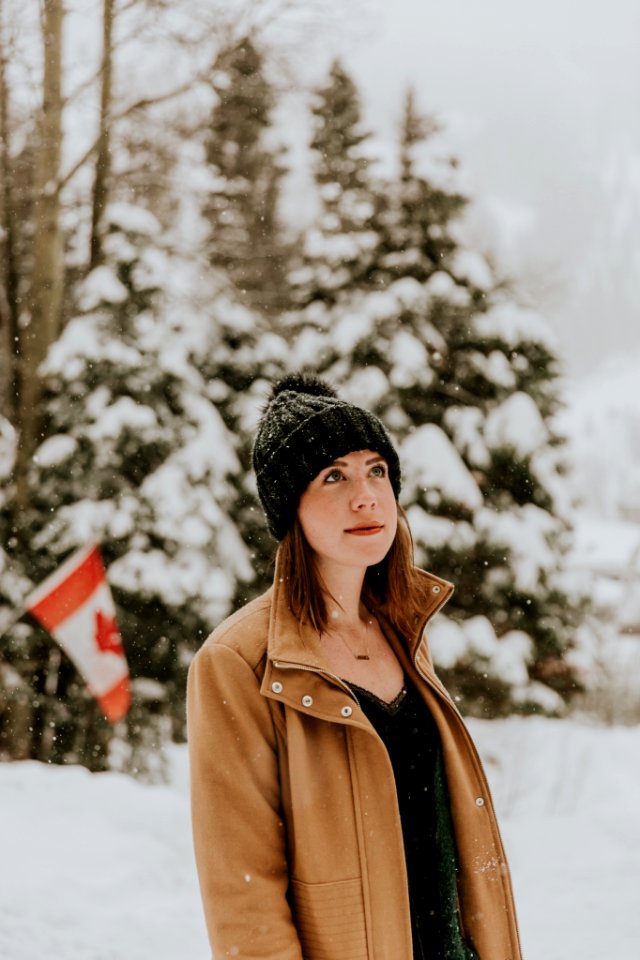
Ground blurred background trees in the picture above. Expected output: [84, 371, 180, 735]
[0, 0, 593, 775]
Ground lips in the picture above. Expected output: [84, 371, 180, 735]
[345, 522, 384, 535]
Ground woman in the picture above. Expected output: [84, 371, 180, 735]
[188, 374, 522, 960]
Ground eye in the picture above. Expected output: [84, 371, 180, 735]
[370, 463, 387, 478]
[323, 468, 343, 484]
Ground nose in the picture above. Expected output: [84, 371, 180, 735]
[351, 476, 377, 510]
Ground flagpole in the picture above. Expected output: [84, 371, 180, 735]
[41, 645, 62, 757]
[44, 645, 62, 696]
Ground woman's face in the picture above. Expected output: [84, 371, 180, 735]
[297, 449, 398, 574]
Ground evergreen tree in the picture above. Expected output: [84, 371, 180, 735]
[285, 76, 587, 716]
[188, 284, 289, 600]
[203, 36, 288, 316]
[0, 203, 254, 774]
[288, 58, 383, 307]
[373, 89, 467, 284]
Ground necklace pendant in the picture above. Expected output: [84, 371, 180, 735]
[356, 654, 370, 661]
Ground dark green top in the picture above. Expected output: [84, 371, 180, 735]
[348, 679, 478, 960]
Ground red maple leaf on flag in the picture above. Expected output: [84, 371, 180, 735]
[94, 609, 124, 656]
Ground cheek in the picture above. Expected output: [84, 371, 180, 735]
[297, 496, 327, 551]
[386, 512, 398, 548]
[298, 513, 318, 550]
[382, 485, 398, 520]
[381, 487, 399, 543]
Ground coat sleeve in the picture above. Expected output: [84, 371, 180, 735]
[187, 642, 303, 960]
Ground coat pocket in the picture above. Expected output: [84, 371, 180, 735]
[290, 876, 368, 960]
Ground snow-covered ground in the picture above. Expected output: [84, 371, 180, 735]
[1, 717, 638, 960]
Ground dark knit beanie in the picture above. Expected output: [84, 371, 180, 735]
[252, 373, 402, 540]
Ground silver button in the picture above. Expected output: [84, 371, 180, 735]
[271, 681, 283, 694]
[341, 705, 353, 718]
[475, 797, 485, 807]
[301, 695, 313, 707]
[432, 585, 441, 594]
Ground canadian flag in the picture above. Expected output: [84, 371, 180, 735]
[25, 545, 131, 723]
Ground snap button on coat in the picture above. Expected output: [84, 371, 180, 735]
[301, 695, 313, 707]
[475, 797, 485, 807]
[341, 705, 353, 718]
[271, 681, 283, 694]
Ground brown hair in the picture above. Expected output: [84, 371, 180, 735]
[276, 504, 427, 641]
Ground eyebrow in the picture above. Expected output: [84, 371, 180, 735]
[328, 456, 386, 467]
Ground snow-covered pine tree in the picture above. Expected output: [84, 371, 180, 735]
[203, 35, 289, 317]
[190, 289, 289, 596]
[285, 77, 587, 716]
[0, 203, 254, 774]
[373, 89, 467, 285]
[288, 58, 383, 308]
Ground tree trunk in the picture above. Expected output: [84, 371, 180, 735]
[89, 0, 115, 269]
[0, 0, 19, 425]
[15, 0, 64, 509]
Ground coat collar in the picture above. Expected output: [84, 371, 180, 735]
[264, 550, 454, 672]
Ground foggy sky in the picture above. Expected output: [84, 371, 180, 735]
[343, 0, 640, 375]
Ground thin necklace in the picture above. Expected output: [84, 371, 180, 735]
[334, 614, 373, 661]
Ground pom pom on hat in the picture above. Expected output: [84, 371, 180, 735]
[252, 372, 401, 540]
[267, 373, 338, 402]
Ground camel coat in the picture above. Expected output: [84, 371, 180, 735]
[187, 559, 522, 960]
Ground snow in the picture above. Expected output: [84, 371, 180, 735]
[427, 616, 468, 669]
[556, 354, 640, 519]
[304, 226, 379, 262]
[568, 517, 640, 578]
[339, 366, 391, 409]
[78, 266, 129, 310]
[556, 354, 640, 633]
[0, 416, 17, 480]
[476, 301, 557, 349]
[444, 406, 489, 469]
[405, 509, 476, 553]
[105, 203, 161, 238]
[388, 330, 432, 388]
[0, 749, 204, 960]
[476, 504, 559, 594]
[331, 309, 376, 354]
[484, 392, 547, 457]
[2, 719, 639, 959]
[565, 515, 640, 632]
[428, 609, 565, 709]
[44, 316, 141, 379]
[109, 547, 238, 624]
[33, 434, 78, 468]
[401, 424, 483, 511]
[491, 630, 534, 687]
[450, 248, 493, 290]
[88, 397, 158, 441]
[425, 270, 471, 307]
[474, 717, 640, 959]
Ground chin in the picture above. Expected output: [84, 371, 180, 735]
[348, 538, 394, 567]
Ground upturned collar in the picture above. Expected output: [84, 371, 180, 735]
[264, 552, 454, 672]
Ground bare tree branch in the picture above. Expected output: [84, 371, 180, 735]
[55, 69, 208, 195]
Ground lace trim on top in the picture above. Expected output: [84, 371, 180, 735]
[345, 679, 408, 715]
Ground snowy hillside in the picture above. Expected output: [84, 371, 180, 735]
[556, 355, 640, 648]
[2, 719, 640, 960]
[558, 354, 640, 521]
[553, 354, 640, 716]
